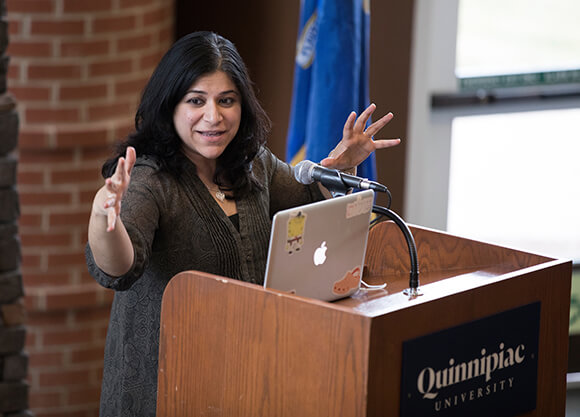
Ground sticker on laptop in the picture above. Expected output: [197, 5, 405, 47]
[346, 195, 374, 219]
[285, 211, 307, 254]
[332, 266, 361, 295]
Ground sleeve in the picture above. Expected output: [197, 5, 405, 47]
[85, 164, 162, 291]
[259, 148, 326, 217]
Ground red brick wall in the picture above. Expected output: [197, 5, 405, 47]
[6, 0, 174, 415]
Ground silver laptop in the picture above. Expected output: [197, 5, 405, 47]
[263, 190, 374, 302]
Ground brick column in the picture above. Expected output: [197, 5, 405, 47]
[1, 0, 30, 414]
[6, 0, 174, 415]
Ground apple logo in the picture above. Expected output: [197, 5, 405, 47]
[313, 241, 327, 266]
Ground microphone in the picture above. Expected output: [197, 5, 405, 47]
[293, 160, 389, 194]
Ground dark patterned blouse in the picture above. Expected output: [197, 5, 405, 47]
[85, 147, 324, 417]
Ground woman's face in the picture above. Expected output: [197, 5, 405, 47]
[173, 70, 242, 167]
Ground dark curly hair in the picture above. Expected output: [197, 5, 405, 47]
[102, 31, 271, 199]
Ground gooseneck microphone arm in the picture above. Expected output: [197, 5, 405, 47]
[293, 159, 419, 293]
[372, 205, 420, 296]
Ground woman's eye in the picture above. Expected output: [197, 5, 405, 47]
[187, 97, 204, 106]
[220, 97, 236, 106]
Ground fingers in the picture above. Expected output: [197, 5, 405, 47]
[105, 158, 125, 196]
[342, 111, 356, 138]
[103, 189, 114, 209]
[346, 104, 394, 139]
[113, 147, 136, 188]
[116, 157, 126, 181]
[108, 154, 133, 194]
[106, 208, 117, 232]
[118, 157, 130, 185]
[373, 138, 401, 149]
[105, 175, 121, 195]
[125, 146, 136, 176]
[326, 105, 399, 172]
[104, 191, 122, 232]
[319, 156, 350, 170]
[102, 148, 135, 232]
[365, 112, 394, 137]
[319, 156, 337, 168]
[354, 103, 377, 132]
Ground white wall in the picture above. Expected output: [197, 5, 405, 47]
[404, 0, 459, 229]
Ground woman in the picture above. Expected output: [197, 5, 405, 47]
[86, 31, 399, 416]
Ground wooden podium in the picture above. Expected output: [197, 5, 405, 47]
[156, 221, 572, 416]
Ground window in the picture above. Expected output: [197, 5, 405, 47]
[456, 0, 580, 76]
[407, 0, 580, 262]
[448, 108, 580, 261]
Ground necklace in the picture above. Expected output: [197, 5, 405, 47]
[205, 184, 226, 202]
[214, 189, 226, 202]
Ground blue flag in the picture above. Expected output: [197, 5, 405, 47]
[286, 0, 375, 180]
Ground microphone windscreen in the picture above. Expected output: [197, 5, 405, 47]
[293, 160, 315, 184]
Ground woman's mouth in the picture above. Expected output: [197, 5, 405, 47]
[198, 130, 225, 137]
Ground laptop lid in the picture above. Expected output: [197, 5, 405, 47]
[263, 190, 374, 302]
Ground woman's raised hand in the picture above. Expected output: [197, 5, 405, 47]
[320, 103, 400, 171]
[100, 147, 136, 232]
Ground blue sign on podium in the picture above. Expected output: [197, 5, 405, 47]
[400, 301, 541, 417]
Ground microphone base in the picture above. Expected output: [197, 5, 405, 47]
[403, 287, 423, 299]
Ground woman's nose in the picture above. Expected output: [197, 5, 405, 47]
[203, 101, 222, 123]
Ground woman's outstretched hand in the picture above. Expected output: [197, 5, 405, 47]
[320, 103, 400, 171]
[98, 146, 136, 232]
[88, 146, 136, 277]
